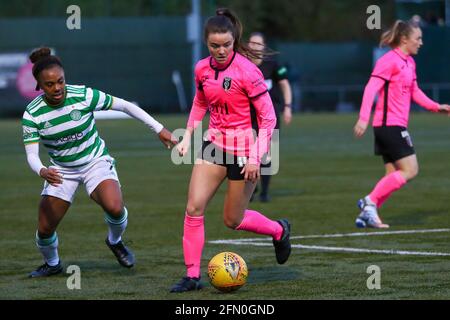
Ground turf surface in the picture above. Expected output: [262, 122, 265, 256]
[1, 112, 449, 300]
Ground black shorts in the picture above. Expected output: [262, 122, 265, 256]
[198, 140, 247, 180]
[373, 126, 415, 164]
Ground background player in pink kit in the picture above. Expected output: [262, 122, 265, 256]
[353, 20, 450, 228]
[170, 8, 292, 293]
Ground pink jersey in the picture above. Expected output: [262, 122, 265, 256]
[359, 48, 439, 127]
[187, 51, 276, 164]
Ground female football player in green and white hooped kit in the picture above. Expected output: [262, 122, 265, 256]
[22, 47, 178, 277]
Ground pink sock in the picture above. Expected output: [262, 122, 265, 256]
[369, 171, 407, 208]
[183, 214, 204, 278]
[377, 192, 391, 208]
[235, 209, 283, 241]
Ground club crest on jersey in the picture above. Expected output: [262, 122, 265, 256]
[222, 77, 232, 92]
[70, 110, 82, 121]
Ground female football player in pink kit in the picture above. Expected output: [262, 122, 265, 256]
[353, 20, 450, 228]
[170, 8, 292, 292]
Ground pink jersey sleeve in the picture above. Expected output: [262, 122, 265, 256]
[358, 76, 386, 123]
[358, 56, 394, 123]
[248, 92, 277, 165]
[243, 66, 268, 99]
[187, 66, 209, 129]
[411, 79, 440, 112]
[371, 56, 394, 81]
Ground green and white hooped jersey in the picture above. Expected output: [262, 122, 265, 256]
[22, 85, 113, 168]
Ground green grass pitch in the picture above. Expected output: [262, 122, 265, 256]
[1, 112, 449, 299]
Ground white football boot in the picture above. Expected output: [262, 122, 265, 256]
[355, 197, 389, 229]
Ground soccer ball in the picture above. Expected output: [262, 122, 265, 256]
[207, 251, 248, 292]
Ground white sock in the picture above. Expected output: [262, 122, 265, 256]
[36, 231, 60, 266]
[365, 195, 376, 206]
[105, 207, 128, 245]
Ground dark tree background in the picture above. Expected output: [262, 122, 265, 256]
[1, 0, 395, 41]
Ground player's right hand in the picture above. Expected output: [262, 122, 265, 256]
[39, 167, 63, 186]
[353, 119, 368, 138]
[241, 163, 260, 183]
[158, 128, 178, 149]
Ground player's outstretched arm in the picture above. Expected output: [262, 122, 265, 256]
[411, 80, 446, 114]
[111, 97, 178, 149]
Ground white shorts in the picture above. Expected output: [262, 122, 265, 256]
[41, 155, 120, 203]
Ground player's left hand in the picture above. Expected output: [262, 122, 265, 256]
[283, 107, 292, 125]
[241, 163, 260, 183]
[353, 119, 368, 138]
[158, 128, 178, 149]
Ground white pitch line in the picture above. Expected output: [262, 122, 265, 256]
[210, 240, 450, 257]
[294, 245, 450, 257]
[208, 228, 450, 244]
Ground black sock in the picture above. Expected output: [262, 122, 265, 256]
[260, 161, 271, 196]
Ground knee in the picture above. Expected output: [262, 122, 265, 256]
[185, 203, 204, 217]
[223, 215, 242, 230]
[37, 228, 55, 239]
[37, 215, 57, 236]
[402, 166, 419, 181]
[104, 201, 124, 217]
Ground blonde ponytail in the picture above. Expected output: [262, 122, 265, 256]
[380, 20, 419, 48]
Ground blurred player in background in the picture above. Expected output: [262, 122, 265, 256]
[353, 20, 450, 228]
[170, 8, 291, 293]
[248, 32, 293, 202]
[22, 47, 177, 277]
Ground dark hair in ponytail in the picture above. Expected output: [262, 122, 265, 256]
[380, 20, 420, 48]
[204, 8, 260, 60]
[29, 47, 63, 90]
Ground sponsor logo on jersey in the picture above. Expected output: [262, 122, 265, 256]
[251, 77, 265, 88]
[209, 101, 229, 115]
[44, 121, 52, 129]
[56, 132, 84, 144]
